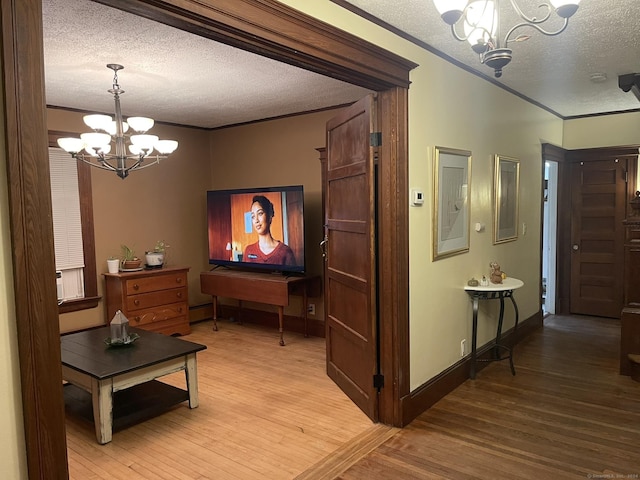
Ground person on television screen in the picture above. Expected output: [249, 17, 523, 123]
[244, 195, 296, 266]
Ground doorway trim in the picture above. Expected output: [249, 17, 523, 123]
[2, 0, 416, 475]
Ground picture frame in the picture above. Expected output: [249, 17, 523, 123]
[432, 146, 471, 260]
[493, 154, 520, 244]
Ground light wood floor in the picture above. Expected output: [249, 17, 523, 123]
[66, 315, 640, 479]
[65, 319, 380, 480]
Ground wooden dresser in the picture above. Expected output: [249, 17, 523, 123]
[104, 266, 190, 336]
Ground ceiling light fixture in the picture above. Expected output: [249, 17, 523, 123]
[57, 64, 178, 179]
[432, 0, 581, 78]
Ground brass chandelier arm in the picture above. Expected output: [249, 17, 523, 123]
[73, 153, 168, 179]
[508, 0, 553, 25]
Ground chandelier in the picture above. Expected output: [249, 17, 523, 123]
[432, 0, 581, 78]
[57, 64, 178, 179]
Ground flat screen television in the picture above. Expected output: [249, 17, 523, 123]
[207, 185, 305, 274]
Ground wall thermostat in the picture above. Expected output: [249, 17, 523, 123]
[410, 189, 424, 206]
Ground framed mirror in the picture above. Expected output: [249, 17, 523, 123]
[493, 155, 520, 244]
[433, 146, 471, 260]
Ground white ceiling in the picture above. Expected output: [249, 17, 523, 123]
[42, 0, 640, 130]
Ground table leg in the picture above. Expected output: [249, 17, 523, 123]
[278, 305, 285, 346]
[212, 295, 218, 331]
[495, 294, 505, 359]
[471, 295, 479, 380]
[185, 353, 199, 408]
[91, 378, 113, 445]
[510, 294, 520, 331]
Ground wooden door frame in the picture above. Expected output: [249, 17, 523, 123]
[2, 0, 416, 476]
[543, 143, 639, 316]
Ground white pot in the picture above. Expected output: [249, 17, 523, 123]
[145, 252, 164, 266]
[107, 258, 120, 273]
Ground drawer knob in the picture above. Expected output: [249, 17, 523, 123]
[176, 277, 183, 284]
[134, 316, 140, 323]
[134, 299, 140, 306]
[133, 284, 140, 290]
[177, 292, 182, 298]
[178, 307, 183, 313]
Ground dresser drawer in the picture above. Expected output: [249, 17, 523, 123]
[125, 272, 187, 295]
[133, 316, 190, 336]
[128, 302, 188, 327]
[126, 287, 187, 311]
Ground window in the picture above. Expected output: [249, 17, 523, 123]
[48, 131, 100, 313]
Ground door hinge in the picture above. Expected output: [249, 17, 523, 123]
[373, 374, 384, 389]
[370, 132, 382, 147]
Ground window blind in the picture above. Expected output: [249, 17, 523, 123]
[49, 147, 85, 270]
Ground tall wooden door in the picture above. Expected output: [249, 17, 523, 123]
[570, 159, 626, 317]
[324, 95, 378, 421]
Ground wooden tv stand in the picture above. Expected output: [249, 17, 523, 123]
[200, 269, 320, 346]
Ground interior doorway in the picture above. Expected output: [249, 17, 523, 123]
[4, 0, 414, 474]
[543, 161, 558, 315]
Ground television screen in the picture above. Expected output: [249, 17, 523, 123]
[207, 185, 305, 273]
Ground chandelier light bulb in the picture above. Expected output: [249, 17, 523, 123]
[81, 132, 111, 149]
[57, 137, 84, 154]
[83, 114, 112, 131]
[130, 134, 159, 151]
[432, 0, 467, 25]
[128, 144, 144, 156]
[105, 120, 130, 136]
[155, 140, 179, 155]
[56, 64, 179, 179]
[127, 116, 154, 133]
[463, 1, 497, 52]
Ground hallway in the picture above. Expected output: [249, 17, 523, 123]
[323, 315, 640, 479]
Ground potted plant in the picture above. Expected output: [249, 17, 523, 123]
[145, 240, 169, 268]
[121, 244, 141, 270]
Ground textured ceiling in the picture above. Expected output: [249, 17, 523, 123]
[42, 0, 372, 129]
[43, 0, 640, 130]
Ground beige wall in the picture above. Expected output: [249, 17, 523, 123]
[48, 108, 213, 332]
[564, 111, 640, 149]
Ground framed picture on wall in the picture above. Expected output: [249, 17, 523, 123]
[432, 146, 471, 260]
[493, 154, 520, 244]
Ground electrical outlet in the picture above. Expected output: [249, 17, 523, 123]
[307, 303, 315, 316]
[460, 339, 466, 357]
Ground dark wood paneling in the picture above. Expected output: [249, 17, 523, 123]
[376, 87, 409, 426]
[1, 0, 69, 477]
[94, 0, 417, 90]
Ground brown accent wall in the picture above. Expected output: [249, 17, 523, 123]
[208, 108, 347, 322]
[48, 106, 342, 331]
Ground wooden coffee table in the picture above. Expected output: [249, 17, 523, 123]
[61, 326, 206, 444]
